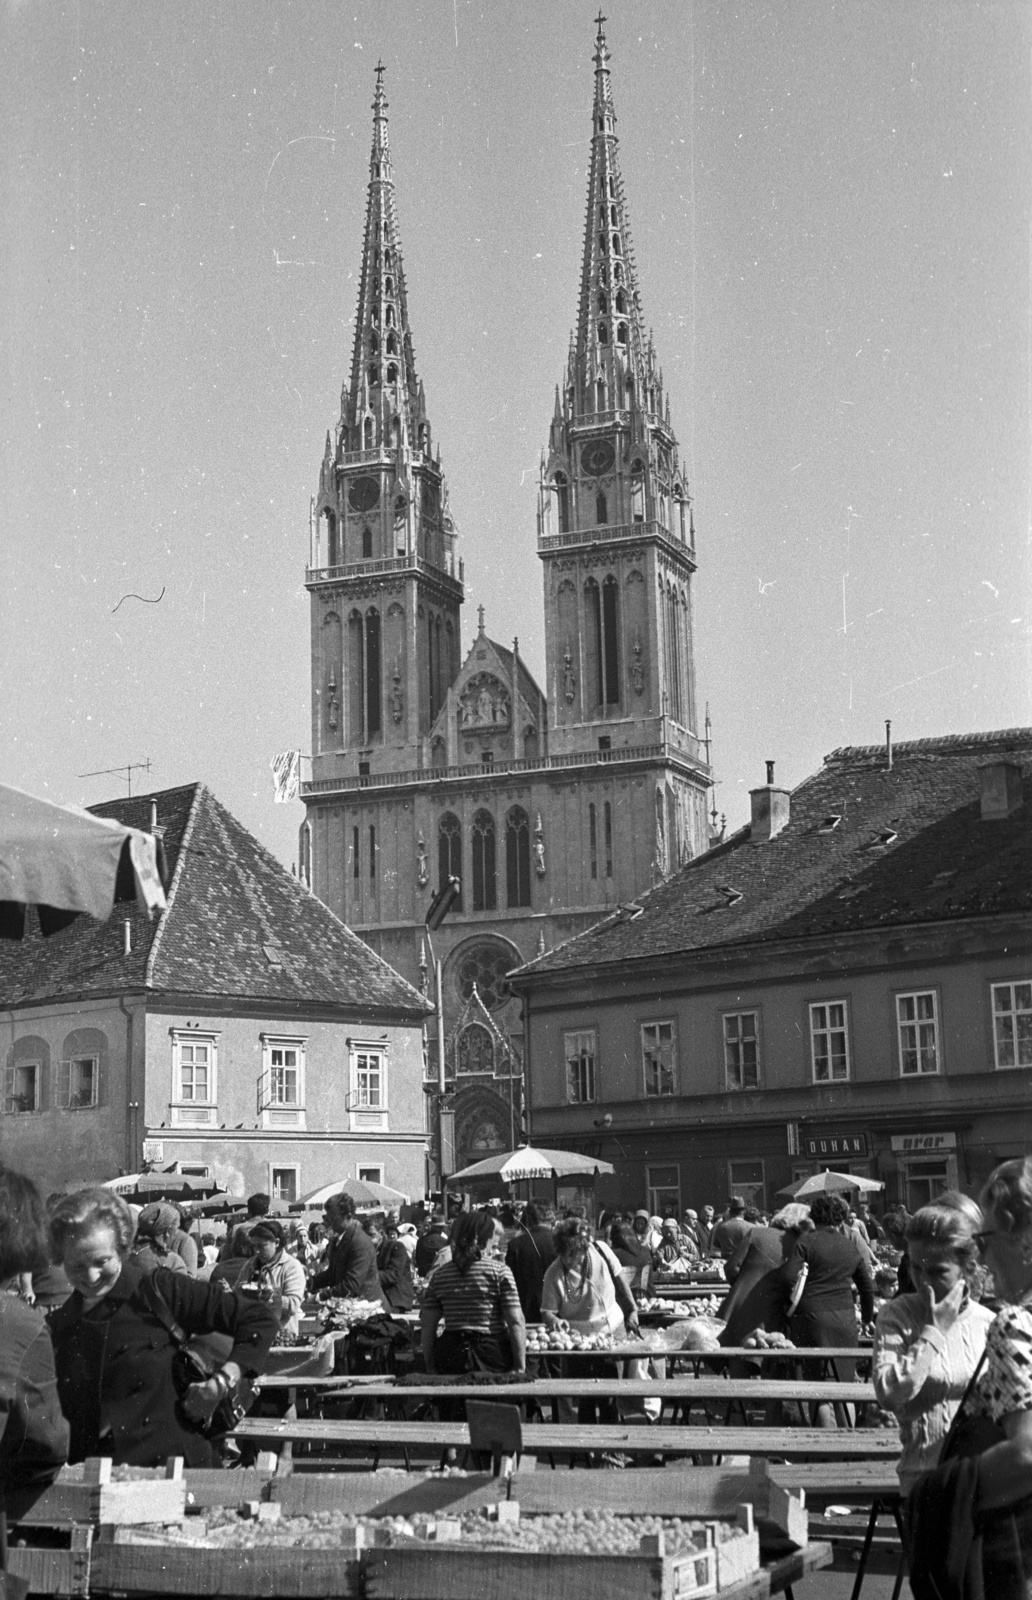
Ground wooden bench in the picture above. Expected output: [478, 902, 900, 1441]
[234, 1415, 901, 1465]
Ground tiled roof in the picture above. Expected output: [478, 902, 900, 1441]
[0, 784, 430, 1016]
[513, 728, 1032, 980]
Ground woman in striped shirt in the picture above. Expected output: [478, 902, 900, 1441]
[420, 1210, 526, 1375]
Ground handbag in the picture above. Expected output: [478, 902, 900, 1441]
[138, 1277, 256, 1438]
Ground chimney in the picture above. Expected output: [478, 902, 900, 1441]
[750, 759, 791, 841]
[149, 799, 158, 831]
[885, 721, 893, 769]
[979, 759, 1024, 821]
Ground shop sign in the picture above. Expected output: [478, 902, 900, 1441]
[142, 1140, 164, 1163]
[890, 1131, 957, 1154]
[803, 1130, 870, 1159]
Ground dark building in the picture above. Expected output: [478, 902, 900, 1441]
[509, 730, 1032, 1214]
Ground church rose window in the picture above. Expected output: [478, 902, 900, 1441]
[506, 806, 531, 908]
[472, 810, 497, 911]
[438, 813, 462, 910]
[456, 941, 514, 1011]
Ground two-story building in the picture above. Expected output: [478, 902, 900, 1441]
[0, 783, 431, 1201]
[509, 729, 1032, 1215]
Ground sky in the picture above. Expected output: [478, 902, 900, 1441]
[2, 0, 1029, 872]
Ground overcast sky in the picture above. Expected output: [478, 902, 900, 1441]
[3, 1, 1029, 870]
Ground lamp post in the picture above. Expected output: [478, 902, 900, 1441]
[424, 876, 461, 1193]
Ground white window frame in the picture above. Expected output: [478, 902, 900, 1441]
[170, 1031, 219, 1126]
[56, 1054, 100, 1109]
[357, 1163, 384, 1186]
[723, 1010, 760, 1091]
[809, 1000, 851, 1083]
[564, 1029, 597, 1104]
[641, 1020, 677, 1097]
[991, 981, 1032, 1071]
[258, 1035, 307, 1129]
[269, 1163, 300, 1205]
[646, 1164, 681, 1217]
[3, 1059, 41, 1115]
[348, 1041, 389, 1131]
[896, 990, 941, 1077]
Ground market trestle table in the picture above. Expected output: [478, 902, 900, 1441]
[234, 1415, 901, 1465]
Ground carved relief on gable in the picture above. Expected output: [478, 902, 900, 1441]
[459, 673, 510, 731]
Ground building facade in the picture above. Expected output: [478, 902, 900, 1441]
[509, 731, 1032, 1215]
[301, 25, 712, 1175]
[0, 785, 430, 1201]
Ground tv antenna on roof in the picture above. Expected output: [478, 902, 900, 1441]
[78, 759, 153, 797]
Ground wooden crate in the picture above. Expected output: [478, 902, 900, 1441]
[89, 1544, 364, 1598]
[17, 1460, 186, 1529]
[6, 1528, 92, 1598]
[364, 1541, 718, 1600]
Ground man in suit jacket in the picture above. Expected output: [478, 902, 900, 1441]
[310, 1193, 385, 1305]
[504, 1203, 557, 1323]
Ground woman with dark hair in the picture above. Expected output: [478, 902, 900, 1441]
[420, 1209, 525, 1376]
[48, 1186, 277, 1467]
[720, 1202, 814, 1353]
[0, 1167, 69, 1514]
[874, 1194, 994, 1494]
[779, 1190, 876, 1426]
[541, 1217, 640, 1429]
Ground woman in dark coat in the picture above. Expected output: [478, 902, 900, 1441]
[779, 1191, 876, 1426]
[48, 1187, 277, 1468]
[0, 1168, 69, 1517]
[719, 1203, 813, 1354]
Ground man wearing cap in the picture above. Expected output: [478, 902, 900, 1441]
[131, 1205, 188, 1276]
[238, 1221, 307, 1339]
[711, 1198, 754, 1260]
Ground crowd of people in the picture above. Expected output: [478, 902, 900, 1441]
[1, 1160, 1030, 1595]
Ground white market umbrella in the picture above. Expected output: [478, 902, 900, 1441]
[293, 1176, 410, 1212]
[447, 1143, 615, 1185]
[0, 781, 166, 938]
[777, 1169, 884, 1199]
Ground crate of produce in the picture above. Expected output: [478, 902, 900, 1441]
[15, 1458, 187, 1529]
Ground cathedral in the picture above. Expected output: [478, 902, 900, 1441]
[301, 20, 712, 1178]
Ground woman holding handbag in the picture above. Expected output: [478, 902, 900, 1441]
[47, 1187, 278, 1467]
[907, 1157, 1032, 1599]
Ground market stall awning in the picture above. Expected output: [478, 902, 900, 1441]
[776, 1169, 884, 1199]
[0, 781, 167, 938]
[292, 1177, 410, 1212]
[98, 1173, 226, 1202]
[447, 1143, 615, 1185]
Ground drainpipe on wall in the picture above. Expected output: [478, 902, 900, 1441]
[119, 995, 137, 1173]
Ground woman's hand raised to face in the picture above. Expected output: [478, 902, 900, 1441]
[919, 1277, 967, 1335]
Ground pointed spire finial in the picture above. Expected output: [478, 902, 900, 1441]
[477, 604, 486, 634]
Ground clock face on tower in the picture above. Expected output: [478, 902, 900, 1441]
[580, 438, 615, 476]
[348, 475, 380, 513]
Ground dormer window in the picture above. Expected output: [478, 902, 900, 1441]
[818, 815, 842, 833]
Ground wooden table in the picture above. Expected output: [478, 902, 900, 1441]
[234, 1415, 901, 1463]
[256, 1376, 874, 1405]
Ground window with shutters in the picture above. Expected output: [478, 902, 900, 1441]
[258, 1036, 306, 1129]
[3, 1061, 40, 1115]
[641, 1021, 676, 1097]
[56, 1055, 99, 1109]
[171, 1031, 218, 1125]
[349, 1043, 388, 1131]
[896, 992, 941, 1076]
[565, 1030, 597, 1104]
[723, 1012, 760, 1090]
[809, 1002, 851, 1083]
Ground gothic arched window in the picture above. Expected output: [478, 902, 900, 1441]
[472, 810, 497, 912]
[385, 275, 394, 294]
[370, 332, 379, 354]
[615, 290, 626, 314]
[612, 234, 621, 255]
[362, 525, 373, 558]
[554, 473, 570, 534]
[386, 332, 397, 355]
[616, 322, 628, 345]
[596, 490, 607, 525]
[630, 460, 645, 523]
[438, 813, 462, 910]
[505, 806, 531, 908]
[598, 292, 607, 314]
[610, 204, 618, 226]
[368, 364, 379, 386]
[602, 575, 620, 703]
[387, 363, 398, 384]
[458, 1022, 494, 1075]
[589, 802, 598, 880]
[598, 321, 608, 344]
[363, 416, 373, 449]
[365, 608, 381, 737]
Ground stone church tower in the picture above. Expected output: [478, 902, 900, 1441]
[303, 26, 712, 1180]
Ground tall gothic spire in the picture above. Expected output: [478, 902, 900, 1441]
[568, 15, 662, 422]
[339, 64, 424, 449]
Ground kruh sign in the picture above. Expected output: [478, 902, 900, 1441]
[803, 1130, 870, 1160]
[890, 1131, 958, 1154]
